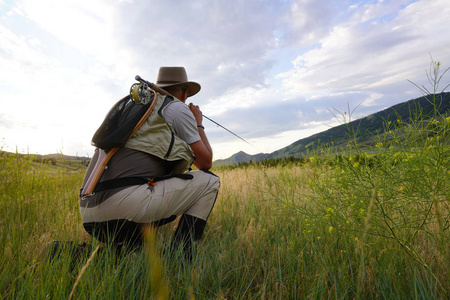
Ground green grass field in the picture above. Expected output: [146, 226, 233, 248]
[1, 111, 448, 299]
[1, 65, 449, 299]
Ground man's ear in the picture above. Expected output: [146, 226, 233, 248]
[181, 89, 189, 102]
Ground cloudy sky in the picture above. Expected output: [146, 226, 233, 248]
[1, 0, 450, 160]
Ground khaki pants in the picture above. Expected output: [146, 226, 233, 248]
[80, 170, 220, 225]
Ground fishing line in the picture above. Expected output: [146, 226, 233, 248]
[203, 115, 260, 151]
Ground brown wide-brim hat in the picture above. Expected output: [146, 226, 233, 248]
[156, 66, 201, 97]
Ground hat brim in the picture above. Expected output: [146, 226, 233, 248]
[156, 81, 201, 97]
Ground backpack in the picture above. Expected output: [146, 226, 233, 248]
[80, 82, 158, 197]
[92, 83, 156, 151]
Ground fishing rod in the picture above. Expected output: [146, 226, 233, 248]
[134, 75, 255, 148]
[202, 115, 253, 147]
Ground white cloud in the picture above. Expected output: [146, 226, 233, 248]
[287, 0, 337, 46]
[279, 0, 450, 105]
[18, 0, 114, 55]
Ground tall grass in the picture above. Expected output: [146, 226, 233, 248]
[1, 61, 448, 299]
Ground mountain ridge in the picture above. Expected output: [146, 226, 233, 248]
[214, 92, 450, 166]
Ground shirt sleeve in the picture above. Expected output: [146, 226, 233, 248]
[163, 101, 201, 145]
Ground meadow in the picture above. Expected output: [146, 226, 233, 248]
[1, 111, 448, 299]
[1, 67, 449, 298]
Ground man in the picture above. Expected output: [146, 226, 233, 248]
[79, 67, 220, 259]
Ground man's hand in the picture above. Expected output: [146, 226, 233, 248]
[188, 103, 203, 126]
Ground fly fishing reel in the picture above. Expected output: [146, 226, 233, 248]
[130, 82, 153, 104]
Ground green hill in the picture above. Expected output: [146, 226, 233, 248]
[0, 151, 90, 170]
[214, 92, 450, 166]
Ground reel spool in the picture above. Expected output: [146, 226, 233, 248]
[130, 83, 153, 104]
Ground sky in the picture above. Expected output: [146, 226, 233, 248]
[1, 0, 450, 160]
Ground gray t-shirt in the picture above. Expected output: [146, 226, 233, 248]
[163, 100, 201, 144]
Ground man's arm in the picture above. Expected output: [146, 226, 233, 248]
[188, 103, 213, 170]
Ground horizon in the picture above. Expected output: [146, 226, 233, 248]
[5, 89, 447, 162]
